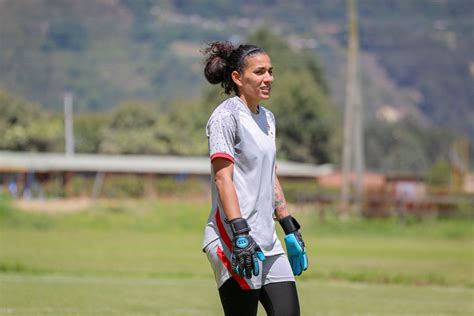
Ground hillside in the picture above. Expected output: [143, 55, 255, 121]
[0, 0, 472, 137]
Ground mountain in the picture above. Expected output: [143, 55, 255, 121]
[0, 0, 472, 137]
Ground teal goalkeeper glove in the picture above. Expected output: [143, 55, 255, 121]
[279, 215, 308, 276]
[228, 217, 266, 279]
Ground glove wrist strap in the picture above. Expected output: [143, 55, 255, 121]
[227, 217, 251, 235]
[279, 215, 301, 235]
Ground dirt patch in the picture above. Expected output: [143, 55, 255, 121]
[14, 198, 92, 214]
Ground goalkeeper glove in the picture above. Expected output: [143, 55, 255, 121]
[279, 215, 308, 276]
[228, 217, 266, 279]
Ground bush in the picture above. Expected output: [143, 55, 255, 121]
[279, 179, 325, 204]
[102, 175, 144, 198]
[155, 175, 209, 198]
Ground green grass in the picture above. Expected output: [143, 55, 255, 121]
[1, 197, 473, 315]
[2, 275, 473, 316]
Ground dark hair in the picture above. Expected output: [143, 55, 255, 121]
[202, 41, 265, 95]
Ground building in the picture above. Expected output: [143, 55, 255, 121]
[0, 151, 333, 198]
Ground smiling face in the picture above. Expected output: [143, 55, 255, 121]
[231, 53, 273, 111]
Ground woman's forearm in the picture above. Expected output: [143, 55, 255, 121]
[274, 176, 290, 220]
[215, 175, 241, 221]
[213, 158, 241, 221]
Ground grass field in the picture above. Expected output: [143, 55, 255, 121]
[1, 197, 473, 315]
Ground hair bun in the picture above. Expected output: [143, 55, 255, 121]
[203, 41, 234, 85]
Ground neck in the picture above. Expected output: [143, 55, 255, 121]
[238, 94, 259, 113]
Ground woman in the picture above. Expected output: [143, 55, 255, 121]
[202, 41, 308, 316]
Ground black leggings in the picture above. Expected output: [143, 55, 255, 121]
[218, 278, 300, 316]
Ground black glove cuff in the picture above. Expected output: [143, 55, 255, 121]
[279, 215, 301, 235]
[227, 217, 251, 235]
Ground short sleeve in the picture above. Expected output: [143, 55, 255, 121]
[267, 110, 276, 136]
[206, 111, 237, 162]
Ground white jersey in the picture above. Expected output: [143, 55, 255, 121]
[202, 96, 284, 257]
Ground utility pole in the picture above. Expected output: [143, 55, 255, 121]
[64, 92, 75, 156]
[351, 0, 364, 214]
[341, 0, 364, 216]
[450, 138, 469, 193]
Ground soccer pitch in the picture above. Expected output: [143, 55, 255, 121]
[1, 199, 473, 315]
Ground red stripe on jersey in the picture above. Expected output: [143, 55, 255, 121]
[215, 207, 232, 250]
[211, 153, 235, 162]
[217, 245, 250, 290]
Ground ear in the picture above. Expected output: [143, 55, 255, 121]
[231, 70, 243, 88]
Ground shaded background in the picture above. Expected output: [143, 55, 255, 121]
[1, 0, 473, 172]
[0, 1, 473, 315]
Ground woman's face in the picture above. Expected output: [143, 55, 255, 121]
[233, 53, 273, 105]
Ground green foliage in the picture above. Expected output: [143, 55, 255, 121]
[41, 177, 66, 198]
[70, 175, 95, 196]
[1, 0, 471, 140]
[268, 72, 337, 163]
[102, 175, 145, 198]
[25, 115, 64, 152]
[154, 176, 208, 198]
[249, 29, 339, 163]
[0, 90, 37, 127]
[166, 99, 211, 156]
[278, 179, 320, 204]
[357, 11, 474, 137]
[120, 0, 154, 18]
[109, 101, 157, 129]
[0, 90, 63, 151]
[425, 159, 451, 187]
[0, 0, 469, 172]
[99, 101, 174, 154]
[44, 19, 88, 51]
[249, 28, 330, 93]
[365, 118, 455, 172]
[75, 113, 110, 153]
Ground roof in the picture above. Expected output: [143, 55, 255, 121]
[0, 151, 333, 178]
[317, 171, 386, 190]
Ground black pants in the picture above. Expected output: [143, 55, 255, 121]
[218, 278, 300, 316]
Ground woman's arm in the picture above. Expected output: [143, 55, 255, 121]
[274, 176, 290, 220]
[213, 158, 265, 278]
[212, 157, 241, 221]
[274, 175, 308, 275]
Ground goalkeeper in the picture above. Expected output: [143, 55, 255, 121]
[202, 41, 308, 316]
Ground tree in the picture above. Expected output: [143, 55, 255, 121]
[425, 159, 451, 188]
[44, 19, 88, 51]
[167, 99, 209, 156]
[249, 28, 339, 163]
[74, 113, 110, 153]
[0, 90, 62, 152]
[268, 72, 338, 163]
[364, 118, 455, 172]
[99, 100, 174, 154]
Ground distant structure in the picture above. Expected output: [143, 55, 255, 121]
[341, 0, 365, 215]
[0, 151, 333, 199]
[64, 92, 75, 156]
[450, 138, 470, 193]
[376, 105, 405, 123]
